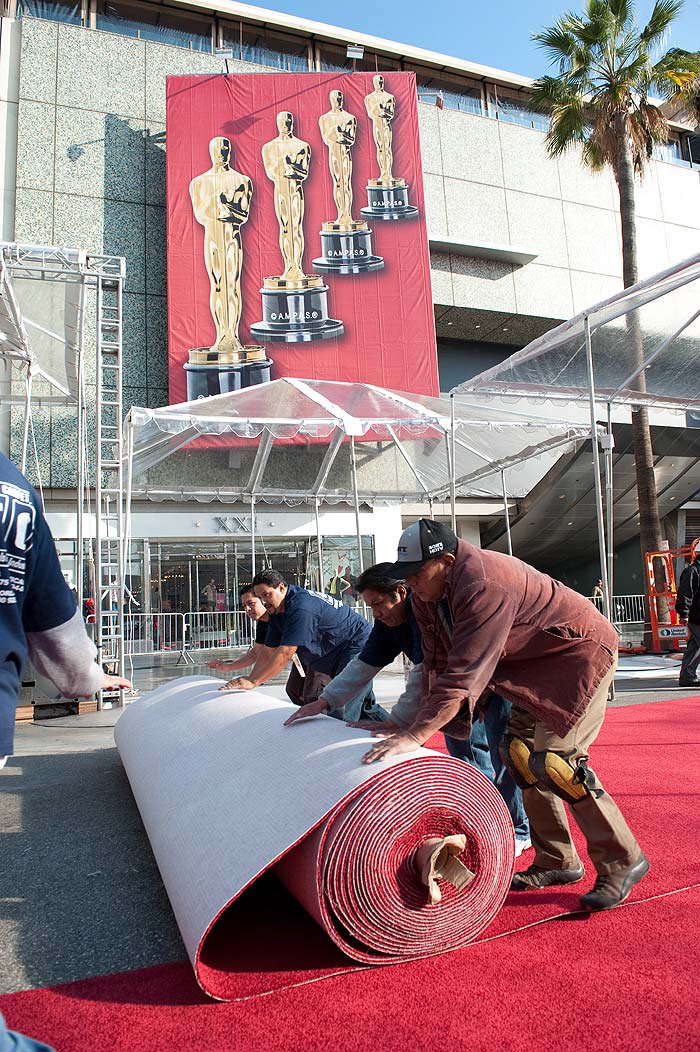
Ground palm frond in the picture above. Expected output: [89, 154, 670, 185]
[650, 49, 700, 101]
[607, 0, 633, 26]
[639, 0, 684, 50]
[581, 136, 609, 169]
[543, 97, 589, 157]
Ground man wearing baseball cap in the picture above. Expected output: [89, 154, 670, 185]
[364, 518, 648, 913]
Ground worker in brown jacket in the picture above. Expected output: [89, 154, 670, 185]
[365, 518, 648, 913]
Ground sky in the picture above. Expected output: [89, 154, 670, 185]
[239, 0, 699, 79]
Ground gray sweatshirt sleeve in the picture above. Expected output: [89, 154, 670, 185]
[386, 663, 424, 728]
[320, 657, 379, 711]
[26, 608, 105, 699]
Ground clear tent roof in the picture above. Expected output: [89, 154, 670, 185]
[126, 377, 597, 506]
[454, 252, 700, 411]
[0, 248, 84, 402]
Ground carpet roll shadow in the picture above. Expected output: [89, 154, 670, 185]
[114, 677, 514, 1000]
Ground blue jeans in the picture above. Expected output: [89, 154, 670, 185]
[0, 1015, 54, 1052]
[323, 637, 389, 724]
[445, 695, 529, 839]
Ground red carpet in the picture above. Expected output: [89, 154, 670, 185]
[2, 696, 699, 1052]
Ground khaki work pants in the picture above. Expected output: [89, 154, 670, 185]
[507, 661, 642, 875]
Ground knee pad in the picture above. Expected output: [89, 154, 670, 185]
[499, 734, 539, 790]
[528, 752, 603, 803]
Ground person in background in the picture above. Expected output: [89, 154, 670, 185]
[221, 568, 388, 723]
[591, 579, 604, 607]
[285, 563, 531, 855]
[102, 575, 119, 611]
[209, 584, 329, 705]
[208, 586, 272, 679]
[675, 539, 700, 688]
[361, 519, 648, 913]
[0, 452, 131, 1052]
[202, 577, 218, 612]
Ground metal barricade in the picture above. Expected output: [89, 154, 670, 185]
[589, 593, 645, 625]
[183, 610, 256, 653]
[611, 594, 646, 625]
[123, 612, 189, 660]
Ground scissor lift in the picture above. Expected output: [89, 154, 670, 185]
[644, 540, 697, 652]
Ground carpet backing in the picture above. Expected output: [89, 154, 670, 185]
[113, 676, 514, 999]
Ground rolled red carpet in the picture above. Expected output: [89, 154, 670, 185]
[115, 677, 513, 999]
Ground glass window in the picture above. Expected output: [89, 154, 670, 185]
[652, 136, 687, 166]
[317, 43, 400, 73]
[96, 1, 213, 53]
[414, 69, 483, 116]
[222, 23, 310, 71]
[489, 85, 550, 132]
[15, 0, 81, 25]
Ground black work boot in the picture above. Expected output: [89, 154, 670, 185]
[579, 853, 650, 911]
[510, 862, 585, 891]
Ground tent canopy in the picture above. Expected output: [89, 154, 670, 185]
[0, 244, 85, 402]
[455, 252, 700, 411]
[125, 377, 597, 506]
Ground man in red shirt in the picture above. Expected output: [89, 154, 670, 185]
[364, 518, 648, 913]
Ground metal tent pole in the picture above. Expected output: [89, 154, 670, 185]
[449, 394, 457, 533]
[584, 314, 611, 623]
[605, 401, 615, 609]
[76, 352, 85, 612]
[605, 401, 617, 701]
[501, 469, 513, 556]
[314, 497, 324, 591]
[350, 436, 364, 573]
[251, 495, 257, 574]
[20, 369, 33, 474]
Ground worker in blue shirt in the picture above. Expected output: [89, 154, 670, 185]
[0, 452, 130, 766]
[0, 452, 131, 1052]
[285, 562, 530, 854]
[220, 568, 388, 723]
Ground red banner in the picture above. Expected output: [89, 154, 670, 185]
[166, 72, 438, 404]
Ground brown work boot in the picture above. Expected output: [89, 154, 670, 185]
[579, 853, 650, 911]
[510, 862, 585, 891]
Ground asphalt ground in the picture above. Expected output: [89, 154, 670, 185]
[0, 654, 694, 996]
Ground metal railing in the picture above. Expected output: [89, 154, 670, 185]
[116, 598, 646, 664]
[590, 594, 646, 624]
[121, 612, 189, 658]
[120, 604, 373, 661]
[183, 610, 256, 652]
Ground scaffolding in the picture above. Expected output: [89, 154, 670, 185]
[0, 241, 127, 706]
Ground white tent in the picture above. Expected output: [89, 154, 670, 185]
[454, 250, 700, 618]
[455, 251, 700, 411]
[124, 376, 599, 578]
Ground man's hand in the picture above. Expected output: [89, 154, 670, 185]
[208, 659, 232, 671]
[284, 698, 329, 726]
[678, 616, 689, 626]
[348, 719, 401, 737]
[360, 732, 423, 765]
[101, 674, 132, 692]
[219, 677, 256, 691]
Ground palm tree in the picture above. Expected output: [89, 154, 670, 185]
[668, 56, 700, 122]
[531, 0, 700, 634]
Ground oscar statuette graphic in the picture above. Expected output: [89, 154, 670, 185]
[313, 89, 383, 275]
[361, 75, 419, 221]
[251, 111, 344, 343]
[187, 136, 272, 400]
